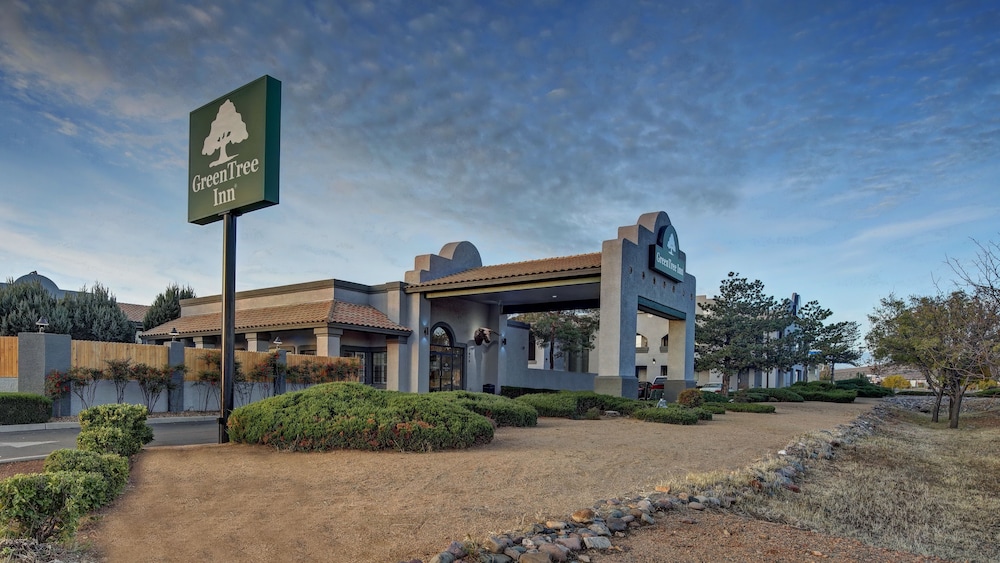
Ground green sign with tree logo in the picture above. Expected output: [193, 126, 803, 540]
[188, 75, 280, 225]
[649, 224, 686, 282]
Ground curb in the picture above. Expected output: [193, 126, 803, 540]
[0, 416, 217, 434]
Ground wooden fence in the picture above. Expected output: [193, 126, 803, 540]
[182, 348, 277, 381]
[0, 336, 16, 378]
[71, 341, 168, 371]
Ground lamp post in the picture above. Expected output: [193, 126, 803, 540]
[272, 336, 282, 350]
[35, 317, 49, 333]
[826, 354, 835, 381]
[169, 327, 179, 342]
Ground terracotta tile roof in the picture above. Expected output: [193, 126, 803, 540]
[118, 303, 150, 324]
[143, 300, 410, 337]
[409, 253, 602, 289]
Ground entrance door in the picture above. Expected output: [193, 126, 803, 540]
[429, 325, 464, 392]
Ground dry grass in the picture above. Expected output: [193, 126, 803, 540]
[738, 406, 1000, 562]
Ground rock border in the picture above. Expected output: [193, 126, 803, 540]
[402, 397, 993, 563]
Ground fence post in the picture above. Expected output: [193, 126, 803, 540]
[166, 341, 186, 412]
[17, 332, 71, 417]
[275, 350, 287, 395]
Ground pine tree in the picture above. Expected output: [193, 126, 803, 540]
[143, 283, 196, 331]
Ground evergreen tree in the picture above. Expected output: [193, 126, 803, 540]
[514, 310, 599, 370]
[143, 283, 196, 331]
[0, 279, 61, 335]
[60, 283, 135, 342]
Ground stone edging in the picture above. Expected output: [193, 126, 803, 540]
[402, 397, 987, 563]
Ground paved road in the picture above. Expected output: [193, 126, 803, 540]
[0, 419, 219, 463]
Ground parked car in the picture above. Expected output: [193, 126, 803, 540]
[638, 376, 667, 400]
[700, 382, 724, 393]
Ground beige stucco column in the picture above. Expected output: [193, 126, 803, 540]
[244, 332, 271, 352]
[314, 327, 343, 357]
[192, 336, 216, 349]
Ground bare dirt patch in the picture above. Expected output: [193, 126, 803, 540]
[63, 400, 902, 562]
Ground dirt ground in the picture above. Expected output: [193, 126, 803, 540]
[2, 398, 945, 562]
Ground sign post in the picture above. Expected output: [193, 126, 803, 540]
[189, 76, 280, 443]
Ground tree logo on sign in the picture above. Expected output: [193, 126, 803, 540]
[202, 99, 248, 167]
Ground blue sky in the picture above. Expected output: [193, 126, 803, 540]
[1, 0, 998, 345]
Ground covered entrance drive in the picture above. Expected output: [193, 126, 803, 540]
[402, 211, 697, 399]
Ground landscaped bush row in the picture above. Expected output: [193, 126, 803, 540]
[632, 406, 699, 425]
[835, 376, 895, 398]
[499, 386, 559, 399]
[748, 388, 805, 402]
[975, 387, 1000, 397]
[0, 404, 151, 542]
[515, 391, 643, 418]
[790, 381, 858, 403]
[725, 402, 777, 413]
[701, 391, 730, 403]
[0, 392, 52, 425]
[700, 403, 727, 415]
[226, 382, 500, 452]
[436, 391, 538, 427]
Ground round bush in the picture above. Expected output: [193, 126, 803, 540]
[43, 449, 129, 505]
[677, 388, 704, 407]
[227, 382, 495, 452]
[79, 403, 154, 448]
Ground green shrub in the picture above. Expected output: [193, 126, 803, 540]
[515, 391, 643, 418]
[0, 471, 105, 542]
[677, 388, 704, 407]
[794, 389, 857, 403]
[701, 403, 726, 415]
[515, 393, 578, 417]
[896, 389, 934, 396]
[79, 403, 154, 447]
[690, 407, 713, 421]
[76, 426, 143, 457]
[835, 376, 894, 398]
[0, 393, 52, 425]
[436, 391, 538, 427]
[725, 403, 776, 413]
[43, 449, 128, 505]
[791, 381, 837, 392]
[731, 390, 769, 403]
[226, 382, 494, 452]
[632, 406, 699, 425]
[747, 388, 805, 402]
[701, 391, 730, 403]
[499, 386, 559, 399]
[975, 387, 1000, 397]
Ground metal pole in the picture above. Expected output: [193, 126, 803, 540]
[219, 211, 238, 443]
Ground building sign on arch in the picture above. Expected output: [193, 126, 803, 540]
[649, 224, 686, 282]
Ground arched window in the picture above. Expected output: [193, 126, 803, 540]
[429, 323, 463, 392]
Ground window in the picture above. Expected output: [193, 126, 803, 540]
[659, 334, 669, 353]
[636, 333, 648, 353]
[372, 351, 387, 388]
[528, 333, 536, 362]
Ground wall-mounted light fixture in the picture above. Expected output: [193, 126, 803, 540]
[273, 336, 282, 346]
[35, 317, 49, 333]
[501, 338, 507, 346]
[423, 326, 429, 336]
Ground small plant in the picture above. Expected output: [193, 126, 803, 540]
[133, 363, 176, 412]
[583, 406, 602, 420]
[103, 358, 133, 404]
[677, 388, 704, 407]
[44, 369, 72, 399]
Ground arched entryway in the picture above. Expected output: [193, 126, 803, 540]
[429, 323, 464, 391]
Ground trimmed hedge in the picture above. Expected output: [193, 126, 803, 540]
[701, 403, 726, 415]
[835, 376, 894, 398]
[0, 393, 52, 425]
[0, 471, 105, 542]
[701, 391, 730, 403]
[43, 449, 128, 506]
[975, 387, 1000, 397]
[435, 391, 538, 427]
[790, 381, 858, 403]
[690, 407, 713, 421]
[515, 391, 643, 418]
[747, 388, 805, 402]
[499, 386, 559, 399]
[731, 390, 769, 403]
[632, 406, 700, 425]
[76, 403, 154, 457]
[725, 402, 776, 413]
[227, 382, 495, 451]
